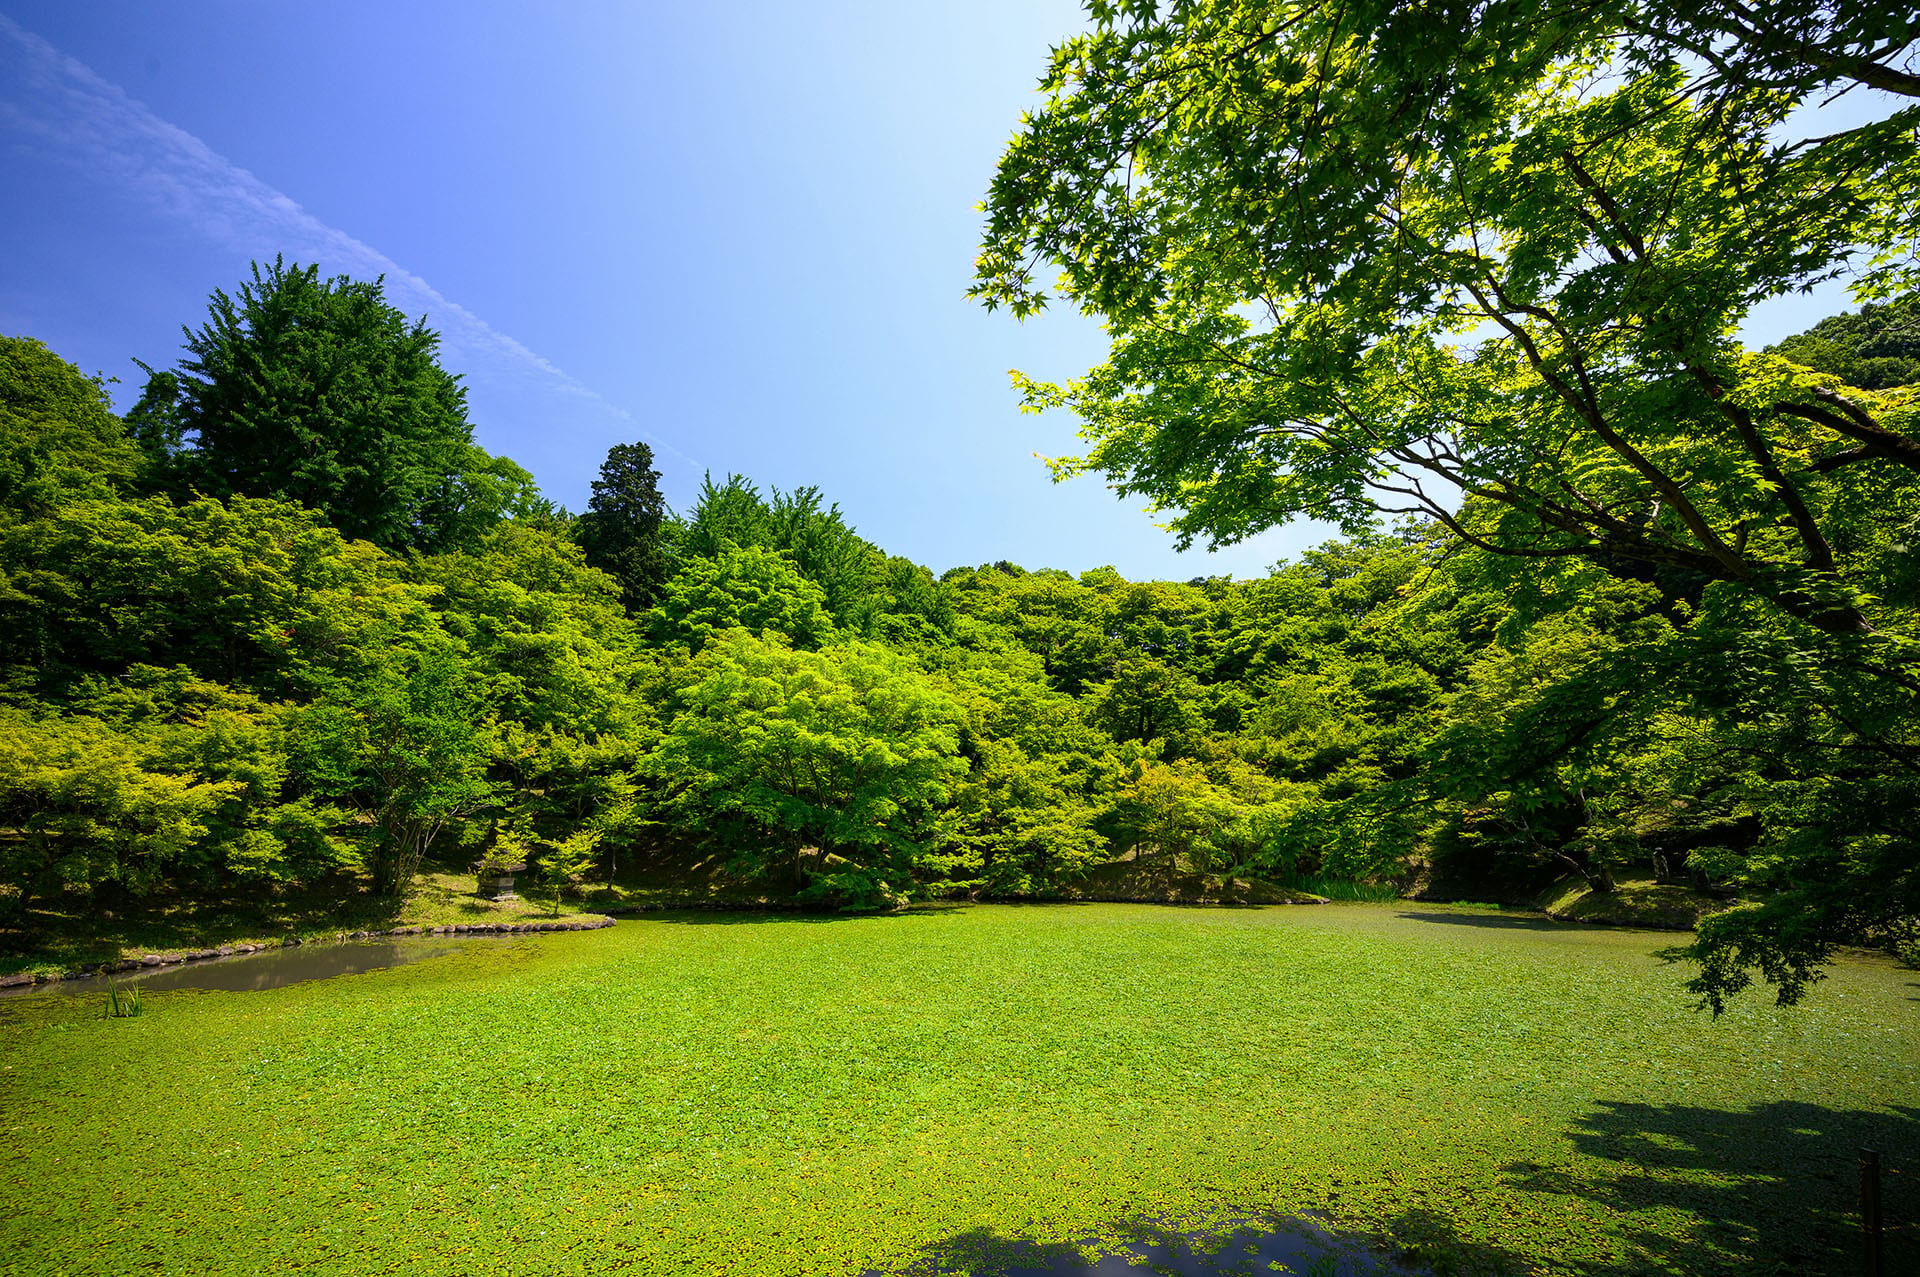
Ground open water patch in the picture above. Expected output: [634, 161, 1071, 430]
[865, 1212, 1420, 1276]
[0, 934, 519, 999]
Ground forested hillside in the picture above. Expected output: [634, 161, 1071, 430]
[1, 254, 1915, 1008]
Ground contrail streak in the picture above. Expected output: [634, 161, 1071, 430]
[0, 14, 703, 485]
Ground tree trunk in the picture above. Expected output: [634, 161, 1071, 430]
[1559, 850, 1615, 894]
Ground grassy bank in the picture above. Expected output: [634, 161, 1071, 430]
[2, 903, 1915, 1275]
[1535, 874, 1730, 931]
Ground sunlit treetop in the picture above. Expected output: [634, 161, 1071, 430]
[975, 0, 1920, 642]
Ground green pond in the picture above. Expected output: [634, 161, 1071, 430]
[1, 902, 1914, 1275]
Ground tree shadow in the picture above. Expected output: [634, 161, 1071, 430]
[0, 881, 408, 969]
[858, 1100, 1914, 1276]
[1502, 1098, 1918, 1275]
[645, 903, 973, 926]
[859, 1210, 1448, 1276]
[1394, 910, 1568, 932]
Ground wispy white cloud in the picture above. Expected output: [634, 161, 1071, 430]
[0, 14, 701, 484]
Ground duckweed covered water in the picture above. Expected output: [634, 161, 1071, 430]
[1, 903, 1915, 1276]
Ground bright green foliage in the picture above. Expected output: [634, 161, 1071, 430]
[1659, 587, 1920, 1010]
[0, 488, 490, 903]
[938, 537, 1460, 892]
[677, 473, 915, 634]
[1105, 754, 1300, 880]
[0, 335, 140, 516]
[1422, 577, 1676, 892]
[648, 629, 967, 909]
[97, 975, 142, 1018]
[538, 827, 604, 915]
[493, 816, 606, 915]
[932, 641, 1117, 892]
[0, 495, 434, 700]
[417, 522, 641, 735]
[8, 280, 1918, 1008]
[0, 667, 357, 913]
[72, 668, 357, 886]
[870, 555, 957, 648]
[414, 522, 652, 883]
[1205, 535, 1461, 882]
[646, 543, 837, 652]
[1086, 655, 1206, 749]
[983, 24, 1915, 631]
[945, 741, 1108, 894]
[977, 0, 1920, 1005]
[1400, 539, 1920, 1009]
[0, 709, 237, 911]
[132, 258, 537, 551]
[679, 471, 776, 556]
[292, 635, 493, 897]
[944, 566, 1118, 694]
[417, 524, 649, 880]
[1107, 758, 1246, 875]
[763, 485, 881, 630]
[1769, 294, 1920, 390]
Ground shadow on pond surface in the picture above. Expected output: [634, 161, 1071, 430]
[1393, 910, 1568, 932]
[645, 904, 974, 926]
[1500, 1098, 1919, 1275]
[0, 935, 522, 1000]
[862, 1212, 1426, 1277]
[866, 1100, 1916, 1277]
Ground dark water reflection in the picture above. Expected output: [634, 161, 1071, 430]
[864, 1213, 1417, 1276]
[2, 935, 515, 999]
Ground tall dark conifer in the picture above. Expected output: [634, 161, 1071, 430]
[577, 441, 672, 610]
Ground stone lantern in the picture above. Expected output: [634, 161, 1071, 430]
[473, 854, 527, 901]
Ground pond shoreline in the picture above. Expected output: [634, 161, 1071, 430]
[0, 915, 616, 990]
[2, 883, 1710, 992]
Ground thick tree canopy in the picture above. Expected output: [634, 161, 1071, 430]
[646, 543, 837, 652]
[9, 211, 1920, 1008]
[977, 0, 1919, 630]
[132, 257, 536, 551]
[647, 629, 967, 910]
[680, 473, 887, 631]
[977, 0, 1920, 1007]
[0, 336, 139, 516]
[1769, 295, 1920, 390]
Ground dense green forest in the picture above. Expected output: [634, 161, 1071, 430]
[5, 6, 1920, 1276]
[4, 0, 1919, 1017]
[1, 246, 1914, 1010]
[965, 0, 1920, 1014]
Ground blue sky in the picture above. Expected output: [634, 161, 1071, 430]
[0, 2, 1875, 581]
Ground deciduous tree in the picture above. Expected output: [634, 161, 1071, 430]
[647, 630, 966, 910]
[976, 0, 1920, 1004]
[132, 257, 536, 551]
[0, 336, 139, 516]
